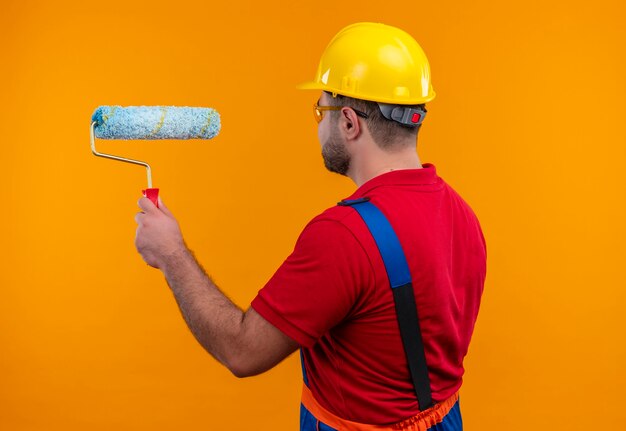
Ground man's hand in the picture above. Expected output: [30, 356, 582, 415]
[135, 197, 186, 269]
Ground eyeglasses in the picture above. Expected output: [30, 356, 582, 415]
[313, 101, 369, 124]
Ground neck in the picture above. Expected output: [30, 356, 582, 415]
[348, 142, 423, 187]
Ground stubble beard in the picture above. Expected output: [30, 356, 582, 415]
[321, 128, 350, 176]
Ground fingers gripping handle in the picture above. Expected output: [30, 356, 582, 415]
[142, 188, 160, 208]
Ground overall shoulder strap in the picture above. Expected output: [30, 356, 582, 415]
[339, 197, 434, 410]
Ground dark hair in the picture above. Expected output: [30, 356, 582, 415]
[325, 92, 426, 150]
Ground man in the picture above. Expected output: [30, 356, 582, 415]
[135, 22, 486, 431]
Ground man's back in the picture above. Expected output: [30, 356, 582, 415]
[252, 164, 486, 424]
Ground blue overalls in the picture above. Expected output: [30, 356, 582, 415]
[300, 198, 463, 431]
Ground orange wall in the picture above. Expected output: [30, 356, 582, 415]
[1, 0, 625, 429]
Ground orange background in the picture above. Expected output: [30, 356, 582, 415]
[1, 0, 625, 429]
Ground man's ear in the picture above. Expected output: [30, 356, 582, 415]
[340, 107, 362, 140]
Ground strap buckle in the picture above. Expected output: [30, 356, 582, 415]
[337, 197, 371, 206]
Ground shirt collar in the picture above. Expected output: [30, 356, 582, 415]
[347, 163, 440, 199]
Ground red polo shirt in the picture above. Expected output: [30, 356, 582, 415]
[251, 164, 486, 425]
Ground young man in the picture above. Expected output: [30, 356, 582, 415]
[135, 22, 486, 431]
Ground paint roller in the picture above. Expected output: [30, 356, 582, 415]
[90, 105, 221, 207]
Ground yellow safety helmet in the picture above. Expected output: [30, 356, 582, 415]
[298, 22, 436, 105]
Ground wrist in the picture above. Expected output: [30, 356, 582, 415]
[158, 243, 191, 273]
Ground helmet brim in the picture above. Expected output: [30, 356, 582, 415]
[296, 80, 436, 105]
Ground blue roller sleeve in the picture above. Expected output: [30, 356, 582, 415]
[91, 106, 221, 140]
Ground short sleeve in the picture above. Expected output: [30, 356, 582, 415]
[251, 219, 371, 348]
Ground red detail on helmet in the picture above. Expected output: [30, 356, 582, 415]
[411, 113, 421, 123]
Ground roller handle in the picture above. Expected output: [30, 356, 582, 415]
[142, 188, 160, 208]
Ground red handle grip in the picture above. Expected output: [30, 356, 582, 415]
[142, 188, 160, 208]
